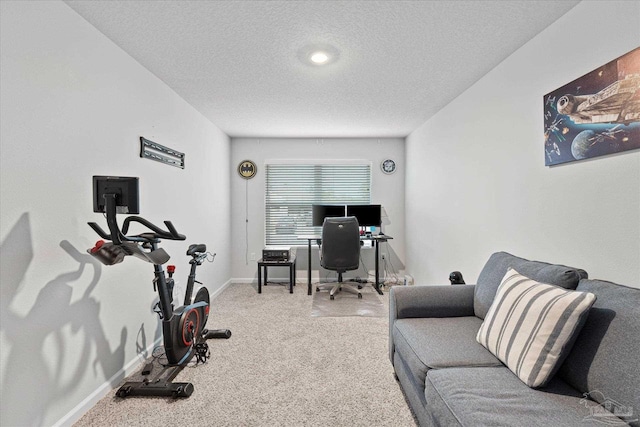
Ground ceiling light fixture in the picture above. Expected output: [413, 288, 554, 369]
[298, 44, 340, 66]
[310, 51, 329, 64]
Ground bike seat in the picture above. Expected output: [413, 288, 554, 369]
[187, 244, 206, 256]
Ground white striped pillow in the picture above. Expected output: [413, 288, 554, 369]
[476, 268, 596, 388]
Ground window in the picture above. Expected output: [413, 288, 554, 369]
[265, 163, 371, 246]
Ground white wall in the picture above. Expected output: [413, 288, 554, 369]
[230, 138, 405, 284]
[406, 1, 640, 287]
[0, 2, 231, 426]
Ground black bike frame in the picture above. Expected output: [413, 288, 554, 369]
[184, 254, 206, 305]
[89, 185, 230, 398]
[151, 242, 174, 321]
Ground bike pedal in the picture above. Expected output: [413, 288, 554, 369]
[194, 342, 210, 364]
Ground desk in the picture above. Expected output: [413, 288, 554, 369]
[257, 256, 296, 294]
[299, 234, 393, 296]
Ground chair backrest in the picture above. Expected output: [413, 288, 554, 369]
[321, 216, 360, 273]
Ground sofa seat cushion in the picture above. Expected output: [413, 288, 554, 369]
[425, 367, 628, 427]
[393, 317, 502, 387]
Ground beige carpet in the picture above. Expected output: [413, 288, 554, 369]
[74, 282, 417, 426]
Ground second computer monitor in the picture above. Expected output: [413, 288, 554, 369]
[346, 204, 381, 227]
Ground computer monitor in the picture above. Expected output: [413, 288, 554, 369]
[93, 176, 140, 214]
[312, 204, 346, 226]
[346, 204, 381, 227]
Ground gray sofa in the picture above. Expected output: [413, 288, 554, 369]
[389, 252, 639, 427]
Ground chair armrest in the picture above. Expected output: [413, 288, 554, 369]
[389, 285, 476, 364]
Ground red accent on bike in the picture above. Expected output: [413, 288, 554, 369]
[167, 265, 176, 273]
[182, 309, 200, 346]
[205, 306, 210, 315]
[90, 240, 105, 253]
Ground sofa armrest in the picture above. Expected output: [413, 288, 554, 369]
[389, 285, 476, 364]
[390, 284, 476, 320]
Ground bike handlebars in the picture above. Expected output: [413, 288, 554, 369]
[122, 217, 186, 241]
[88, 216, 185, 244]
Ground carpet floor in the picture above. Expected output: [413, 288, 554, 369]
[74, 282, 417, 426]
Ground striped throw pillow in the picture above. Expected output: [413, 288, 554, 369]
[476, 268, 596, 388]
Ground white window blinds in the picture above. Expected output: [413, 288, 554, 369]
[265, 163, 371, 246]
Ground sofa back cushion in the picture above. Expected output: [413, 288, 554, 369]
[474, 252, 588, 319]
[557, 279, 640, 427]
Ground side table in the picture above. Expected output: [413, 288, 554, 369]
[257, 256, 296, 294]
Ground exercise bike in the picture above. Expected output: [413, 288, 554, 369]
[87, 176, 230, 398]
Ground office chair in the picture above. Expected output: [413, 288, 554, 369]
[316, 216, 362, 300]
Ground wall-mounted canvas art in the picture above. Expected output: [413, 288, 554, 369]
[544, 47, 640, 166]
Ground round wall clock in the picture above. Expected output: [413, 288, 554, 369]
[238, 160, 257, 179]
[381, 159, 396, 174]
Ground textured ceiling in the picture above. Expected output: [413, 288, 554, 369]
[64, 0, 580, 138]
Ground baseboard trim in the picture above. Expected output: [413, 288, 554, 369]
[210, 277, 233, 298]
[53, 278, 234, 427]
[52, 336, 162, 427]
[232, 278, 257, 284]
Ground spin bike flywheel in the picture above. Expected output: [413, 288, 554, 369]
[179, 307, 200, 347]
[178, 287, 209, 347]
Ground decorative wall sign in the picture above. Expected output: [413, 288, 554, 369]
[238, 160, 257, 179]
[543, 47, 640, 166]
[140, 137, 185, 169]
[381, 159, 396, 174]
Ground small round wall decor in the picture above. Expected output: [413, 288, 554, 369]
[238, 160, 257, 179]
[381, 159, 396, 174]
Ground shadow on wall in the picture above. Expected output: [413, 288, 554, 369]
[0, 213, 127, 426]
